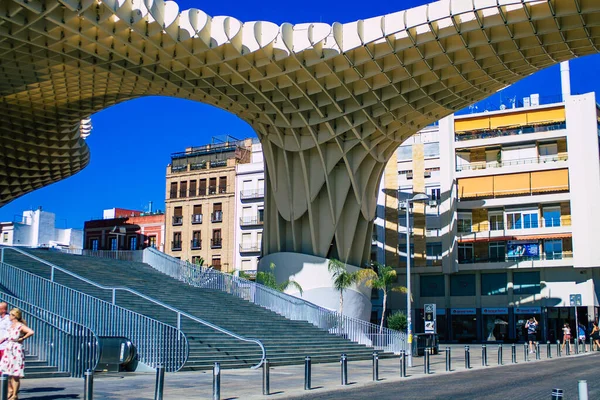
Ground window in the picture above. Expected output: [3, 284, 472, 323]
[481, 273, 508, 296]
[148, 236, 157, 248]
[426, 243, 442, 265]
[191, 231, 201, 249]
[110, 237, 118, 251]
[258, 208, 264, 223]
[170, 182, 178, 199]
[173, 207, 183, 226]
[513, 271, 541, 295]
[539, 143, 558, 160]
[424, 142, 440, 158]
[90, 238, 99, 251]
[506, 209, 538, 229]
[209, 178, 217, 194]
[420, 275, 445, 297]
[219, 176, 227, 193]
[211, 229, 222, 248]
[428, 187, 441, 206]
[212, 203, 223, 222]
[502, 144, 537, 165]
[129, 236, 137, 250]
[199, 179, 207, 196]
[191, 256, 203, 265]
[450, 274, 476, 296]
[458, 243, 473, 263]
[486, 149, 500, 168]
[212, 257, 222, 270]
[189, 180, 197, 197]
[489, 212, 504, 230]
[457, 212, 472, 233]
[543, 206, 561, 227]
[241, 259, 252, 270]
[172, 232, 182, 251]
[456, 152, 470, 170]
[489, 241, 505, 261]
[179, 181, 188, 198]
[398, 145, 412, 161]
[192, 205, 202, 224]
[544, 239, 563, 259]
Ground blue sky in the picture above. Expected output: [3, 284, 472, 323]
[1, 0, 600, 228]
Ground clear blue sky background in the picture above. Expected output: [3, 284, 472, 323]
[1, 0, 599, 228]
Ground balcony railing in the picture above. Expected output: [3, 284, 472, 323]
[455, 121, 566, 142]
[211, 160, 227, 168]
[211, 238, 222, 249]
[212, 211, 223, 223]
[458, 217, 571, 233]
[190, 162, 207, 171]
[171, 241, 182, 251]
[240, 189, 265, 200]
[456, 154, 568, 172]
[218, 185, 227, 194]
[171, 165, 187, 173]
[240, 216, 263, 226]
[191, 214, 203, 224]
[172, 216, 183, 226]
[208, 186, 217, 195]
[459, 252, 573, 264]
[190, 240, 202, 250]
[239, 243, 261, 253]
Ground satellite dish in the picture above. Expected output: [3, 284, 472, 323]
[500, 104, 507, 110]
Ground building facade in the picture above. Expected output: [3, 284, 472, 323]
[0, 208, 83, 249]
[375, 87, 600, 343]
[83, 208, 165, 251]
[165, 138, 252, 271]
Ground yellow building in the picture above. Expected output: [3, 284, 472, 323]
[165, 138, 252, 271]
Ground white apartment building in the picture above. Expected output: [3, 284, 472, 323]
[0, 208, 83, 249]
[233, 141, 265, 275]
[374, 65, 600, 343]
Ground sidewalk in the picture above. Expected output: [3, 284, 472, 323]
[18, 343, 597, 399]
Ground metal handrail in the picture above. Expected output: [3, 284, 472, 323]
[0, 291, 100, 377]
[1, 247, 266, 369]
[0, 260, 188, 372]
[143, 248, 406, 354]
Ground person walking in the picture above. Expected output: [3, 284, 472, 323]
[525, 317, 538, 353]
[0, 302, 11, 360]
[578, 323, 587, 345]
[0, 308, 34, 400]
[562, 322, 571, 352]
[591, 322, 600, 350]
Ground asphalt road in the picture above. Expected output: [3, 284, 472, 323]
[287, 353, 600, 400]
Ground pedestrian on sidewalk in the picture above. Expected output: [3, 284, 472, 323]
[591, 322, 600, 350]
[0, 308, 35, 400]
[562, 323, 571, 352]
[525, 317, 538, 354]
[0, 302, 11, 361]
[578, 323, 587, 344]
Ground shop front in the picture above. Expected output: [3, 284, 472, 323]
[450, 308, 477, 343]
[514, 306, 541, 342]
[482, 307, 509, 342]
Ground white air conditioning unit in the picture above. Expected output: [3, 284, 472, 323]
[424, 171, 432, 178]
[428, 200, 438, 207]
[406, 172, 414, 179]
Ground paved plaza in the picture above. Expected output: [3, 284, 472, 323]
[15, 344, 599, 399]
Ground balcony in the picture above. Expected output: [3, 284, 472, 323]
[172, 216, 183, 226]
[239, 242, 261, 253]
[458, 218, 572, 241]
[455, 121, 566, 142]
[211, 211, 223, 223]
[171, 165, 187, 173]
[210, 160, 227, 168]
[459, 252, 573, 265]
[191, 214, 203, 224]
[456, 154, 568, 172]
[240, 216, 263, 227]
[190, 239, 202, 250]
[211, 238, 222, 249]
[240, 188, 265, 200]
[190, 162, 207, 171]
[208, 186, 217, 195]
[218, 185, 227, 194]
[171, 241, 182, 251]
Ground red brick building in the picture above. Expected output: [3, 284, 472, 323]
[84, 209, 165, 251]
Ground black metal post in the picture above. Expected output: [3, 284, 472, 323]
[424, 348, 430, 374]
[511, 343, 516, 364]
[547, 341, 552, 359]
[481, 345, 487, 366]
[340, 354, 348, 385]
[464, 346, 470, 369]
[154, 365, 165, 400]
[84, 369, 94, 400]
[400, 350, 407, 377]
[523, 343, 529, 362]
[575, 339, 580, 354]
[213, 362, 221, 400]
[535, 342, 541, 360]
[372, 351, 379, 381]
[551, 388, 564, 400]
[0, 376, 8, 400]
[304, 356, 311, 390]
[262, 359, 270, 395]
[445, 347, 451, 371]
[557, 340, 561, 357]
[566, 340, 571, 356]
[590, 337, 594, 352]
[497, 344, 503, 365]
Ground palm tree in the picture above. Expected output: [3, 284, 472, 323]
[360, 262, 407, 333]
[327, 259, 362, 316]
[256, 263, 303, 295]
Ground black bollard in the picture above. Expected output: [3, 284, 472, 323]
[424, 348, 430, 374]
[535, 342, 540, 360]
[445, 347, 451, 371]
[372, 351, 379, 381]
[498, 344, 503, 365]
[84, 369, 94, 400]
[464, 346, 470, 369]
[523, 343, 529, 362]
[154, 365, 165, 400]
[340, 354, 348, 385]
[575, 339, 580, 354]
[511, 343, 517, 364]
[213, 362, 221, 400]
[590, 337, 594, 352]
[304, 356, 311, 390]
[262, 359, 270, 395]
[481, 345, 487, 366]
[0, 376, 8, 400]
[551, 388, 564, 400]
[566, 340, 571, 356]
[400, 350, 407, 377]
[557, 340, 561, 357]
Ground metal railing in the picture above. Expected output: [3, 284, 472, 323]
[0, 247, 266, 369]
[459, 252, 573, 264]
[240, 189, 265, 200]
[0, 291, 99, 378]
[455, 121, 566, 142]
[81, 250, 143, 262]
[191, 214, 203, 224]
[142, 248, 407, 354]
[172, 216, 183, 226]
[211, 211, 223, 222]
[458, 217, 572, 234]
[457, 154, 568, 171]
[239, 216, 263, 226]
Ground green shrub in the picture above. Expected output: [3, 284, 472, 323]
[387, 311, 407, 331]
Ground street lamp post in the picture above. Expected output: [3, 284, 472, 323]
[399, 192, 430, 368]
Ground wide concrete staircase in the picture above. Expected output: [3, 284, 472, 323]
[4, 249, 393, 370]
